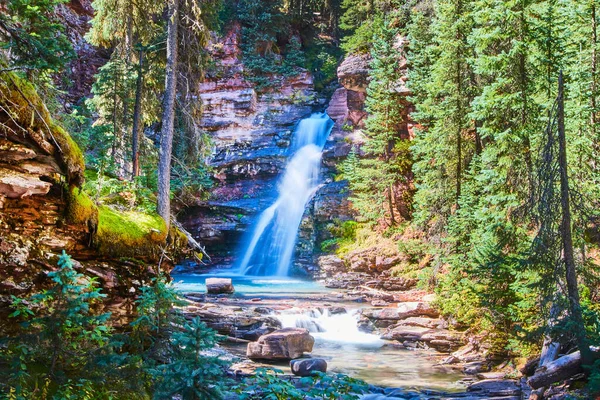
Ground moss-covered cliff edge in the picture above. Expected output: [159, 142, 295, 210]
[0, 72, 186, 313]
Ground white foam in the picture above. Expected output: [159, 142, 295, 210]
[277, 308, 384, 347]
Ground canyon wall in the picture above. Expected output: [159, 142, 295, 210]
[178, 26, 355, 273]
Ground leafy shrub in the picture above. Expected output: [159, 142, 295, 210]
[237, 368, 367, 400]
[0, 252, 143, 398]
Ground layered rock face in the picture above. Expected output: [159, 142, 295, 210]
[0, 75, 89, 296]
[0, 74, 176, 319]
[179, 31, 416, 274]
[56, 0, 108, 103]
[179, 26, 352, 270]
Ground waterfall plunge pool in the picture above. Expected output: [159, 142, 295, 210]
[173, 273, 329, 298]
[174, 274, 466, 392]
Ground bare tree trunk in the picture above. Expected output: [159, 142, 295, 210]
[528, 351, 584, 389]
[131, 47, 144, 179]
[592, 2, 598, 137]
[111, 69, 120, 158]
[388, 184, 396, 226]
[455, 0, 463, 205]
[474, 120, 483, 155]
[157, 0, 179, 228]
[557, 71, 593, 367]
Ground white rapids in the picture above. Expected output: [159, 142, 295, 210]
[276, 307, 384, 346]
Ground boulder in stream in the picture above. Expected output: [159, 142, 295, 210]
[247, 328, 314, 360]
[206, 278, 234, 294]
[290, 358, 327, 376]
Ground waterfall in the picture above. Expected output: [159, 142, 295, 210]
[238, 113, 334, 276]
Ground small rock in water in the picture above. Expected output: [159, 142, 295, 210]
[290, 358, 327, 376]
[328, 306, 347, 315]
[251, 298, 261, 302]
[206, 278, 234, 294]
[371, 299, 389, 307]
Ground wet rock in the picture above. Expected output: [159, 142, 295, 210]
[253, 307, 274, 314]
[247, 328, 315, 360]
[290, 357, 327, 376]
[467, 379, 521, 397]
[397, 302, 440, 318]
[371, 299, 389, 307]
[381, 325, 465, 353]
[357, 317, 376, 333]
[477, 372, 508, 380]
[327, 306, 347, 315]
[186, 305, 281, 338]
[362, 302, 440, 328]
[381, 326, 429, 341]
[464, 362, 491, 375]
[240, 326, 277, 342]
[394, 317, 446, 329]
[206, 278, 234, 294]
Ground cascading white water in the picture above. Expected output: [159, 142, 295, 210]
[277, 308, 384, 346]
[238, 113, 334, 276]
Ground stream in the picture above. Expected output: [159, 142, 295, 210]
[174, 274, 466, 392]
[175, 113, 467, 393]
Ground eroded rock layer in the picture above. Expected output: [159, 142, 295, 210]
[178, 26, 353, 271]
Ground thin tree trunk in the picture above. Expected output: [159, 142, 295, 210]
[455, 0, 463, 205]
[120, 12, 133, 176]
[592, 2, 597, 137]
[474, 120, 483, 155]
[557, 71, 593, 367]
[131, 47, 144, 179]
[388, 184, 396, 226]
[111, 68, 120, 158]
[456, 74, 462, 205]
[157, 0, 179, 228]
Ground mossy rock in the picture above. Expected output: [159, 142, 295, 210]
[65, 185, 98, 226]
[96, 205, 168, 258]
[49, 122, 85, 185]
[0, 72, 85, 185]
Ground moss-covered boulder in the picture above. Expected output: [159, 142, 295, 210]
[96, 206, 168, 258]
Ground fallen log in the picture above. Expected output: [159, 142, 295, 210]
[539, 337, 561, 368]
[172, 219, 211, 262]
[527, 351, 582, 389]
[527, 347, 599, 389]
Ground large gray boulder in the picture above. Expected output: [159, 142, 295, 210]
[247, 328, 314, 360]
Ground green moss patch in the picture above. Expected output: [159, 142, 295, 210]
[0, 72, 85, 185]
[96, 205, 167, 258]
[49, 122, 85, 185]
[66, 185, 98, 226]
